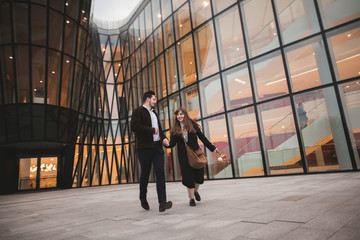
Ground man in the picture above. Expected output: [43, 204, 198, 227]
[130, 90, 172, 212]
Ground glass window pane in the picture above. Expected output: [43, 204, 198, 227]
[77, 27, 87, 63]
[242, 0, 279, 57]
[18, 158, 38, 190]
[66, 0, 79, 20]
[203, 114, 232, 179]
[141, 43, 147, 68]
[154, 27, 163, 57]
[158, 99, 170, 130]
[275, 0, 320, 44]
[60, 57, 74, 108]
[169, 94, 180, 127]
[139, 11, 146, 43]
[252, 51, 288, 101]
[228, 107, 264, 177]
[173, 0, 186, 11]
[161, 0, 172, 20]
[200, 74, 224, 117]
[16, 46, 30, 103]
[174, 3, 191, 40]
[145, 3, 153, 37]
[147, 35, 155, 63]
[39, 157, 58, 189]
[32, 47, 46, 104]
[222, 64, 253, 110]
[285, 36, 332, 92]
[212, 0, 237, 15]
[259, 97, 303, 175]
[318, 0, 360, 29]
[64, 18, 77, 56]
[47, 50, 60, 105]
[31, 4, 46, 45]
[49, 10, 63, 51]
[163, 17, 175, 49]
[152, 0, 162, 29]
[294, 88, 352, 172]
[327, 24, 360, 81]
[339, 81, 360, 169]
[0, 3, 12, 44]
[148, 62, 156, 96]
[180, 85, 200, 120]
[215, 6, 246, 69]
[2, 46, 15, 104]
[156, 55, 167, 99]
[190, 0, 212, 28]
[165, 47, 178, 94]
[177, 35, 197, 88]
[194, 22, 219, 79]
[13, 3, 29, 43]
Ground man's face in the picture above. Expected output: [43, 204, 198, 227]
[149, 95, 156, 108]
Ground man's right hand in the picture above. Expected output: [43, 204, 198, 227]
[154, 128, 158, 135]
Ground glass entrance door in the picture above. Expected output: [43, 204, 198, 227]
[18, 156, 58, 190]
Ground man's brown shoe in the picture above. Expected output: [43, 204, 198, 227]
[140, 198, 150, 210]
[159, 201, 172, 212]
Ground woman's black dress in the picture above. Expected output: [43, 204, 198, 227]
[168, 123, 216, 188]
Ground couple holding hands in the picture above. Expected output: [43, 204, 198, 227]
[131, 90, 218, 212]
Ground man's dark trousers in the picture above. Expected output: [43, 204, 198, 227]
[137, 143, 166, 203]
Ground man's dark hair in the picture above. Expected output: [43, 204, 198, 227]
[142, 90, 156, 103]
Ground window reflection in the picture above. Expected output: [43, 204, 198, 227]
[174, 3, 191, 40]
[294, 88, 352, 172]
[258, 97, 303, 175]
[242, 0, 279, 57]
[155, 55, 167, 99]
[327, 25, 360, 81]
[32, 47, 46, 104]
[203, 114, 232, 179]
[165, 47, 178, 94]
[222, 64, 253, 110]
[228, 107, 263, 177]
[285, 36, 331, 92]
[163, 17, 175, 49]
[212, 0, 237, 15]
[317, 0, 360, 29]
[181, 86, 200, 120]
[199, 75, 224, 117]
[177, 35, 196, 87]
[215, 6, 246, 69]
[190, 0, 212, 28]
[194, 22, 219, 79]
[252, 51, 288, 101]
[16, 46, 30, 103]
[275, 0, 319, 44]
[339, 81, 360, 169]
[18, 158, 38, 190]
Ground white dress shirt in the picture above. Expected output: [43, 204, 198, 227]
[143, 105, 160, 141]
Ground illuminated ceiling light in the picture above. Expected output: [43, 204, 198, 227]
[65, 2, 68, 6]
[138, 37, 141, 41]
[83, 17, 87, 21]
[238, 91, 242, 94]
[34, 89, 37, 92]
[177, 42, 180, 45]
[115, 73, 118, 76]
[347, 34, 351, 37]
[345, 85, 350, 88]
[281, 126, 285, 128]
[235, 78, 246, 84]
[66, 20, 70, 24]
[102, 48, 106, 51]
[157, 14, 161, 18]
[77, 136, 80, 138]
[66, 60, 70, 63]
[179, 24, 183, 28]
[356, 81, 359, 84]
[313, 52, 315, 55]
[9, 56, 13, 59]
[82, 10, 85, 13]
[236, 47, 240, 51]
[203, 1, 209, 7]
[223, 135, 227, 138]
[40, 80, 43, 83]
[273, 32, 277, 36]
[51, 71, 55, 74]
[118, 63, 121, 66]
[99, 108, 101, 111]
[189, 61, 192, 64]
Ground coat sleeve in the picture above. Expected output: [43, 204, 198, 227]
[165, 134, 178, 148]
[194, 124, 216, 152]
[130, 108, 154, 135]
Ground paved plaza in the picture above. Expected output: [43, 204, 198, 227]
[0, 172, 360, 240]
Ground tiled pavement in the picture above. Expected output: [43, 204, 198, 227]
[0, 172, 360, 240]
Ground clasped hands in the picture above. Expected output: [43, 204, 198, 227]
[162, 138, 170, 147]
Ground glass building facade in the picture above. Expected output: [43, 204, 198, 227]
[0, 0, 359, 194]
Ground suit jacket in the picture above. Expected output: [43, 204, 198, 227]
[131, 106, 166, 149]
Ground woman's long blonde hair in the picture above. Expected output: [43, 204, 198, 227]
[170, 107, 197, 136]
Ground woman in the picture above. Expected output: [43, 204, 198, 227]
[164, 107, 217, 206]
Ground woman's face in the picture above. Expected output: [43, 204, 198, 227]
[177, 110, 185, 123]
